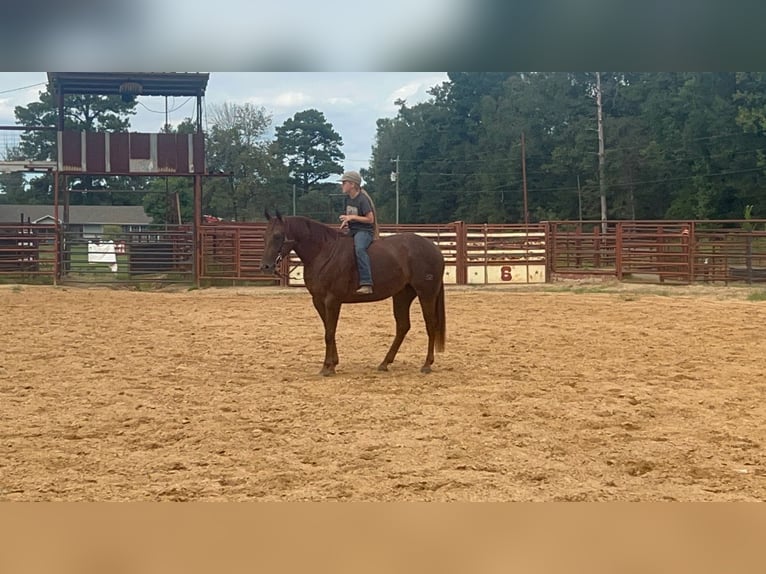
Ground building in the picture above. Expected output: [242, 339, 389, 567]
[0, 204, 153, 238]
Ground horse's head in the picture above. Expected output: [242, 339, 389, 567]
[260, 209, 295, 274]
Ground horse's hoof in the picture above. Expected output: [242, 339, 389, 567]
[377, 363, 389, 372]
[420, 365, 432, 374]
[320, 368, 335, 376]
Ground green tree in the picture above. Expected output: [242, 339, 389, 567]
[204, 103, 279, 221]
[734, 72, 766, 136]
[0, 143, 27, 204]
[274, 109, 345, 195]
[371, 71, 766, 224]
[142, 176, 194, 224]
[626, 72, 757, 219]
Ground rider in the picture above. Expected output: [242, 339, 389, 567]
[338, 170, 375, 294]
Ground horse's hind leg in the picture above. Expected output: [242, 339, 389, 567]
[417, 292, 439, 374]
[378, 286, 417, 371]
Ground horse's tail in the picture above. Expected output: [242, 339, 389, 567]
[434, 282, 446, 353]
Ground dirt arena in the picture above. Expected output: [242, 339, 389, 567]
[1, 282, 765, 501]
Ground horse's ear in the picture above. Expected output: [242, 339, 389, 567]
[275, 209, 283, 221]
[264, 209, 271, 221]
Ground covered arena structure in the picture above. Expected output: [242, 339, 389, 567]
[1, 72, 211, 285]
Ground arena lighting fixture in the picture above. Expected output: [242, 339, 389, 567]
[118, 81, 143, 103]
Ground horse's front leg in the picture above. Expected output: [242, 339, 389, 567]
[315, 296, 341, 376]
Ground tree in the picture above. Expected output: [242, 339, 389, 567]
[142, 176, 194, 224]
[0, 143, 27, 204]
[203, 103, 280, 221]
[370, 72, 766, 224]
[274, 109, 345, 195]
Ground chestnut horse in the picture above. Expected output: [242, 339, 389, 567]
[259, 211, 446, 376]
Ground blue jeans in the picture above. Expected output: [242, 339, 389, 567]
[352, 230, 373, 286]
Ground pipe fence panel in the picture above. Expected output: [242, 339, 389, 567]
[618, 222, 693, 283]
[548, 221, 617, 275]
[548, 220, 766, 284]
[199, 223, 279, 284]
[59, 225, 193, 285]
[0, 224, 55, 283]
[4, 219, 766, 287]
[693, 227, 766, 284]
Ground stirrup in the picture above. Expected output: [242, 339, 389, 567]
[355, 285, 373, 294]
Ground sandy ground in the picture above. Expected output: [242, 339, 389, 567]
[1, 281, 766, 501]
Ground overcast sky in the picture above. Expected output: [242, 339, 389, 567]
[0, 72, 448, 174]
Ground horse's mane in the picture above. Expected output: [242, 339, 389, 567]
[285, 216, 343, 244]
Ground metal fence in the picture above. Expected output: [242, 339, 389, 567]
[3, 219, 766, 287]
[282, 222, 548, 287]
[199, 222, 279, 284]
[547, 220, 766, 284]
[59, 225, 194, 285]
[0, 224, 194, 285]
[0, 223, 55, 281]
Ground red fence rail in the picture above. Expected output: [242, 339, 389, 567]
[3, 219, 766, 286]
[199, 222, 279, 284]
[547, 220, 766, 284]
[0, 223, 55, 280]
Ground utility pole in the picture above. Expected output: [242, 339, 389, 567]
[596, 72, 607, 234]
[391, 155, 400, 224]
[521, 131, 528, 225]
[292, 183, 296, 216]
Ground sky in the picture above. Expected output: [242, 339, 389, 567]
[0, 72, 449, 174]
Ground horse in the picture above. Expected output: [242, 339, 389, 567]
[259, 210, 446, 376]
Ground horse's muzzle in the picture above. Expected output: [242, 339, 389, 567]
[259, 254, 282, 274]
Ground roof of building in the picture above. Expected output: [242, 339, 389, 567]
[0, 205, 153, 225]
[47, 72, 210, 97]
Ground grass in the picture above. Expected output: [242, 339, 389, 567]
[198, 278, 280, 288]
[747, 290, 766, 302]
[555, 284, 671, 297]
[65, 242, 130, 281]
[0, 275, 54, 285]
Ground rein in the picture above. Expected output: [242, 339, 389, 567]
[273, 238, 296, 281]
[267, 216, 341, 281]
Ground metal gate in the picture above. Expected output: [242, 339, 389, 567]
[59, 225, 193, 285]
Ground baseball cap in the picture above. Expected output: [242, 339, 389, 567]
[338, 170, 362, 185]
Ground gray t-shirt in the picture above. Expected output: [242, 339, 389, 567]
[345, 192, 374, 234]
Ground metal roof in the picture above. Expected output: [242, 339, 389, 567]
[47, 72, 210, 97]
[0, 204, 153, 225]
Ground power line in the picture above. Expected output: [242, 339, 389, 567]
[137, 97, 194, 115]
[376, 144, 766, 181]
[0, 82, 46, 96]
[605, 131, 745, 154]
[403, 163, 766, 197]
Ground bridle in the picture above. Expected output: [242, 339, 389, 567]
[271, 235, 296, 280]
